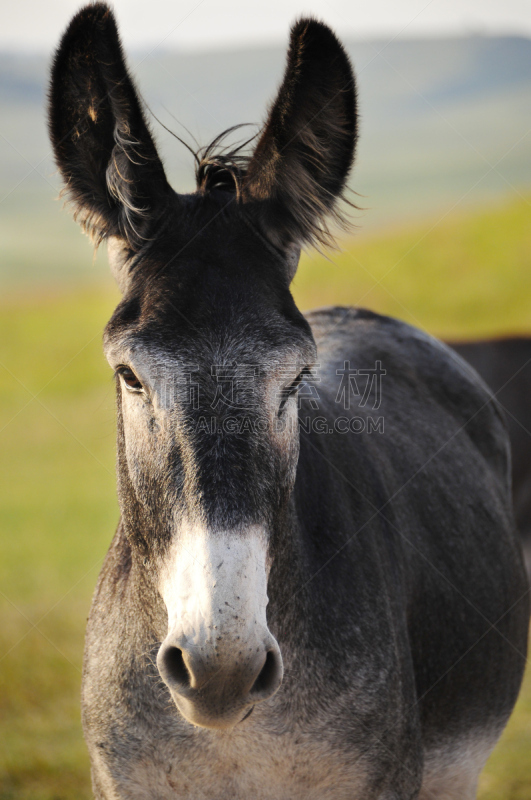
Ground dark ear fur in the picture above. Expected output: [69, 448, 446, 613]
[243, 18, 357, 250]
[48, 3, 170, 251]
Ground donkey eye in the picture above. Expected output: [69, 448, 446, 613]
[117, 367, 144, 392]
[278, 370, 307, 415]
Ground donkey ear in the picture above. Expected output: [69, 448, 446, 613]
[48, 3, 170, 252]
[243, 19, 357, 250]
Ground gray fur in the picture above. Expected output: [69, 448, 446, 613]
[48, 6, 529, 798]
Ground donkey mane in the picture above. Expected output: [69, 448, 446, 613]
[190, 118, 357, 250]
[192, 125, 255, 199]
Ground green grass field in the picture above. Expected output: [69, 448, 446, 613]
[1, 194, 530, 798]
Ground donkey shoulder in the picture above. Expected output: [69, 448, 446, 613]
[305, 305, 510, 472]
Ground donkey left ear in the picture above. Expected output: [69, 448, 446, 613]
[48, 3, 171, 253]
[243, 19, 357, 251]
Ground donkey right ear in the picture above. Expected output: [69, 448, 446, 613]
[243, 19, 357, 251]
[48, 3, 171, 253]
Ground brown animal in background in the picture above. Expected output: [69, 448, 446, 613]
[451, 338, 531, 577]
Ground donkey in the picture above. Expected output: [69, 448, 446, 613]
[49, 5, 528, 799]
[451, 337, 531, 576]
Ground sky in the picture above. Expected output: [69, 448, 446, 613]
[2, 0, 531, 52]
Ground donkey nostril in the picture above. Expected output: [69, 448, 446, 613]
[160, 646, 190, 689]
[250, 649, 282, 696]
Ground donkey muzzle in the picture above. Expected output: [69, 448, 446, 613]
[157, 526, 283, 729]
[157, 634, 283, 729]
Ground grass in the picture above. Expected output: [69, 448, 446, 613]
[293, 192, 531, 339]
[0, 286, 119, 799]
[0, 194, 530, 798]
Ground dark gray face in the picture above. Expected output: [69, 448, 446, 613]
[102, 207, 317, 728]
[48, 3, 356, 730]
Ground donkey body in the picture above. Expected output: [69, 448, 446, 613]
[49, 6, 528, 799]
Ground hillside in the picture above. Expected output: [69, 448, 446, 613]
[1, 34, 530, 285]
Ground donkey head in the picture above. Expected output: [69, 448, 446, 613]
[49, 3, 357, 730]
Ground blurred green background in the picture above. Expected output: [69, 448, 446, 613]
[1, 26, 531, 800]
